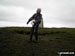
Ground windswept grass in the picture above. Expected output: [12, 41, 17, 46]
[0, 27, 75, 56]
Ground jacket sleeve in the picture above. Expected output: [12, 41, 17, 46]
[27, 14, 36, 23]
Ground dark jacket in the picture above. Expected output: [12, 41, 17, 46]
[27, 13, 42, 23]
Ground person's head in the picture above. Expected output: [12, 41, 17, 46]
[36, 8, 41, 14]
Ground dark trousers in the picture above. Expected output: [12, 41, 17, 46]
[30, 22, 40, 41]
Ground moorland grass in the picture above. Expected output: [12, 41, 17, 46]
[0, 27, 75, 56]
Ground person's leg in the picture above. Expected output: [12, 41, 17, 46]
[35, 23, 39, 41]
[30, 24, 35, 41]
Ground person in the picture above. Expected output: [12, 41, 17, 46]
[27, 8, 43, 42]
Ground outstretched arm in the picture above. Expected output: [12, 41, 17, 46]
[27, 14, 36, 24]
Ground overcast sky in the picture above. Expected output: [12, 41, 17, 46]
[0, 0, 75, 28]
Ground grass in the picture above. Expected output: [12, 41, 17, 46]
[0, 27, 75, 56]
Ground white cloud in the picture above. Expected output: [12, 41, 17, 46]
[0, 5, 35, 22]
[0, 0, 75, 28]
[0, 21, 30, 27]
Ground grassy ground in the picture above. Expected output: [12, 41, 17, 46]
[0, 27, 75, 56]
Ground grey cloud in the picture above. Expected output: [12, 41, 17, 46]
[0, 0, 43, 9]
[0, 0, 75, 28]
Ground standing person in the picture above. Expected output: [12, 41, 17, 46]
[27, 8, 43, 42]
